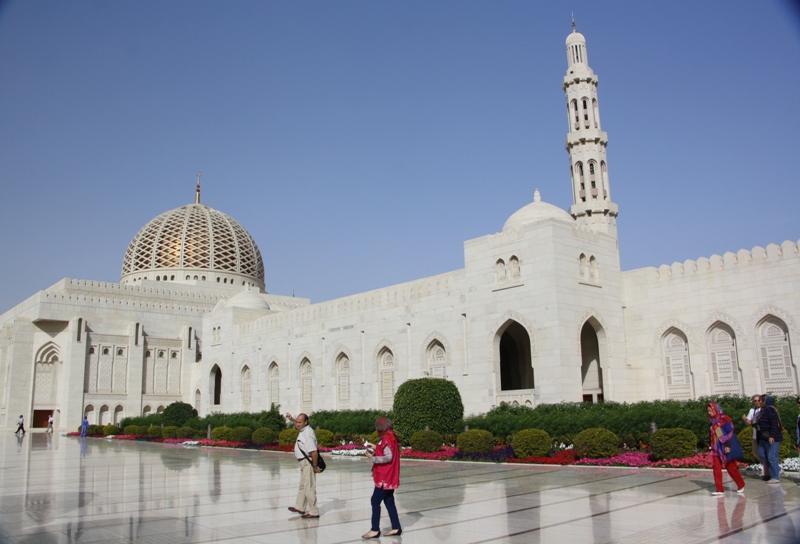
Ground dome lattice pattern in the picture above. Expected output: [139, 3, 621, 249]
[121, 204, 264, 283]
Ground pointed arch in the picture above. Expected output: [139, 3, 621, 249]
[268, 361, 280, 407]
[335, 352, 351, 409]
[373, 342, 396, 411]
[661, 327, 694, 400]
[195, 389, 202, 413]
[420, 331, 452, 377]
[493, 318, 534, 392]
[706, 321, 743, 395]
[299, 358, 313, 412]
[756, 315, 797, 396]
[210, 363, 222, 406]
[580, 317, 605, 403]
[33, 342, 60, 406]
[113, 405, 124, 424]
[241, 364, 252, 407]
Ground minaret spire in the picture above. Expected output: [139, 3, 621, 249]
[563, 27, 618, 236]
[195, 173, 202, 204]
[571, 12, 576, 33]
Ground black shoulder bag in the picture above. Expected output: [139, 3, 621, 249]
[298, 445, 327, 473]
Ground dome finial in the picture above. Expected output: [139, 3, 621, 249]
[571, 12, 576, 33]
[534, 188, 541, 202]
[195, 173, 202, 204]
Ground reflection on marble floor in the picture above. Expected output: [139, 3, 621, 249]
[0, 432, 798, 543]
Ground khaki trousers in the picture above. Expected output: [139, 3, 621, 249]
[294, 461, 318, 515]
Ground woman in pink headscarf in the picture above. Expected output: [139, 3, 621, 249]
[707, 402, 745, 496]
[362, 417, 401, 539]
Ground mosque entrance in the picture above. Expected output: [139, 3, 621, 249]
[32, 409, 53, 428]
[211, 365, 222, 406]
[498, 321, 533, 391]
[581, 320, 604, 403]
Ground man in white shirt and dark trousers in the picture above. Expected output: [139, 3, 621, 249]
[743, 395, 769, 480]
[286, 412, 321, 518]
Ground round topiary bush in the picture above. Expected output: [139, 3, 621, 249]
[161, 401, 198, 427]
[737, 427, 758, 464]
[124, 425, 138, 436]
[393, 378, 464, 440]
[649, 428, 697, 460]
[511, 429, 552, 458]
[279, 428, 299, 446]
[229, 426, 253, 443]
[88, 424, 104, 435]
[252, 427, 276, 445]
[410, 430, 444, 453]
[211, 426, 232, 442]
[573, 428, 620, 459]
[193, 428, 207, 440]
[148, 426, 163, 439]
[162, 426, 178, 439]
[103, 424, 117, 436]
[457, 429, 496, 454]
[136, 425, 149, 436]
[315, 429, 334, 448]
[176, 426, 195, 439]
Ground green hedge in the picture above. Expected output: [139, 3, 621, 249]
[279, 428, 299, 446]
[315, 429, 334, 448]
[393, 378, 464, 440]
[177, 427, 195, 439]
[574, 428, 619, 458]
[309, 410, 389, 435]
[148, 426, 162, 439]
[410, 430, 444, 452]
[464, 395, 800, 449]
[120, 403, 288, 435]
[162, 426, 178, 439]
[230, 426, 253, 443]
[103, 424, 118, 436]
[211, 427, 233, 441]
[252, 428, 276, 445]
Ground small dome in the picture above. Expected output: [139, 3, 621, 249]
[121, 202, 265, 288]
[503, 189, 574, 231]
[226, 287, 271, 313]
[566, 30, 586, 46]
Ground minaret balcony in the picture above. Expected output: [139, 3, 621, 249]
[565, 130, 607, 148]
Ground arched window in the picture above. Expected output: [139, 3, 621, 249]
[241, 366, 252, 407]
[156, 405, 165, 414]
[269, 363, 280, 406]
[579, 253, 588, 279]
[336, 354, 350, 408]
[592, 98, 600, 129]
[509, 256, 520, 279]
[300, 359, 312, 411]
[588, 161, 597, 197]
[426, 341, 446, 378]
[662, 329, 693, 400]
[576, 162, 585, 201]
[571, 99, 579, 130]
[582, 98, 590, 128]
[211, 365, 222, 405]
[142, 405, 151, 417]
[495, 259, 506, 284]
[378, 348, 395, 410]
[600, 161, 609, 199]
[84, 404, 95, 423]
[113, 405, 124, 424]
[589, 256, 598, 282]
[708, 323, 742, 395]
[757, 317, 796, 396]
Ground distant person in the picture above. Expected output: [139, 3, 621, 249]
[46, 414, 54, 433]
[707, 402, 745, 495]
[362, 417, 402, 538]
[15, 414, 25, 435]
[742, 395, 769, 480]
[285, 412, 321, 518]
[757, 395, 784, 484]
[80, 416, 89, 437]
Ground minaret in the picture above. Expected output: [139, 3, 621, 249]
[563, 21, 618, 236]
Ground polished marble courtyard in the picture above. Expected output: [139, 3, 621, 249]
[0, 432, 798, 543]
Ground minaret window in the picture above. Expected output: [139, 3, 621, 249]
[576, 162, 586, 202]
[601, 162, 609, 199]
[582, 99, 590, 128]
[589, 162, 598, 197]
[592, 99, 600, 129]
[572, 100, 579, 130]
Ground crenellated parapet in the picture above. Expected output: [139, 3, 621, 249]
[630, 239, 800, 282]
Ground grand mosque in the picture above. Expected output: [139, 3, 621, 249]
[1, 27, 797, 430]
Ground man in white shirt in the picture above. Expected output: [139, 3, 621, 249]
[743, 395, 769, 480]
[285, 412, 321, 518]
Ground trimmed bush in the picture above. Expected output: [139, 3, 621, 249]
[211, 426, 233, 441]
[511, 429, 551, 458]
[147, 426, 162, 439]
[162, 426, 178, 439]
[229, 426, 253, 443]
[737, 427, 758, 464]
[88, 424, 104, 435]
[649, 428, 697, 460]
[574, 428, 619, 459]
[780, 428, 796, 459]
[393, 378, 464, 440]
[315, 429, 334, 448]
[457, 429, 496, 455]
[124, 425, 138, 436]
[310, 410, 389, 435]
[410, 430, 444, 453]
[279, 428, 299, 446]
[103, 424, 117, 436]
[176, 426, 195, 439]
[252, 427, 277, 445]
[366, 430, 404, 446]
[136, 425, 149, 436]
[161, 402, 198, 427]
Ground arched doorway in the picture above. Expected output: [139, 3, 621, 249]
[580, 320, 604, 403]
[210, 365, 222, 406]
[498, 321, 533, 391]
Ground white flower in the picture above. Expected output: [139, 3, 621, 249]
[182, 441, 199, 447]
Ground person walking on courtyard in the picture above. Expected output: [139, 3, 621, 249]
[15, 414, 25, 435]
[46, 414, 54, 433]
[362, 417, 402, 539]
[756, 395, 783, 484]
[80, 416, 89, 437]
[742, 395, 769, 480]
[708, 402, 745, 496]
[285, 412, 321, 519]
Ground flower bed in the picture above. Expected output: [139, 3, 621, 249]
[574, 451, 651, 467]
[399, 446, 458, 461]
[510, 449, 577, 465]
[452, 445, 513, 463]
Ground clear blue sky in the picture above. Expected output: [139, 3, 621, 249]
[1, 1, 799, 312]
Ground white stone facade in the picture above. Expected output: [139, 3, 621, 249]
[0, 27, 797, 430]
